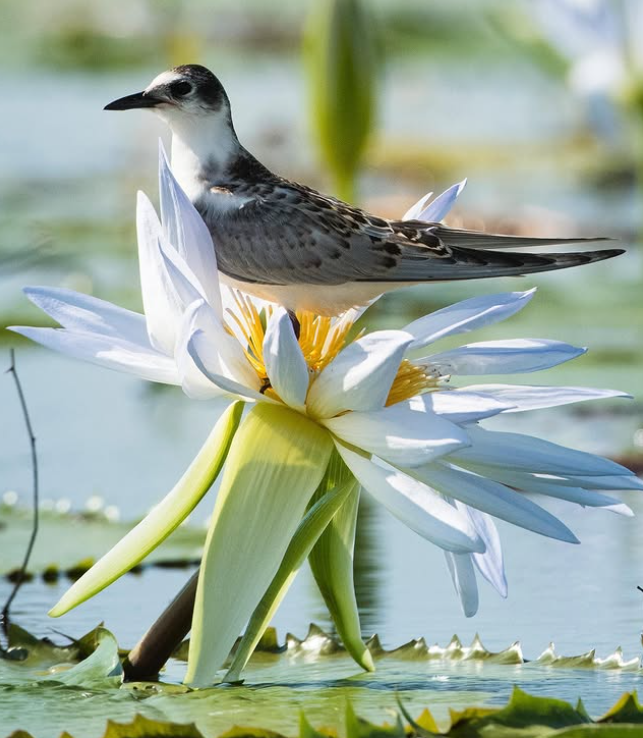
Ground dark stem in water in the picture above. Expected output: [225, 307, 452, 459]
[123, 569, 198, 680]
[1, 350, 39, 639]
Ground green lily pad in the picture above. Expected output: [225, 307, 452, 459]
[0, 504, 206, 578]
[1, 624, 642, 738]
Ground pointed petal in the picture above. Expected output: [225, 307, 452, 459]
[466, 507, 507, 597]
[402, 191, 433, 221]
[185, 403, 333, 686]
[403, 290, 535, 351]
[322, 400, 469, 467]
[417, 179, 467, 222]
[452, 426, 636, 478]
[158, 141, 222, 315]
[568, 474, 643, 491]
[175, 301, 225, 399]
[136, 191, 183, 354]
[307, 330, 413, 418]
[425, 339, 585, 376]
[444, 551, 478, 617]
[411, 463, 579, 543]
[263, 309, 310, 411]
[158, 236, 208, 306]
[335, 441, 484, 553]
[178, 299, 257, 399]
[224, 475, 362, 682]
[423, 390, 512, 424]
[462, 384, 631, 412]
[187, 328, 271, 403]
[472, 467, 633, 513]
[49, 402, 244, 617]
[23, 286, 150, 346]
[10, 326, 179, 385]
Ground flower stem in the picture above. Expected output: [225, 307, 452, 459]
[123, 570, 198, 681]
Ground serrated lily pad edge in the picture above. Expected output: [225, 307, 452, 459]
[6, 688, 643, 738]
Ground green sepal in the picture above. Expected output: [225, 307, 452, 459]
[224, 473, 358, 682]
[185, 403, 333, 686]
[308, 449, 374, 672]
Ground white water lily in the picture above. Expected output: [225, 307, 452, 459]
[10, 146, 640, 686]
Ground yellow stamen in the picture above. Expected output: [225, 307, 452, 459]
[224, 292, 434, 409]
[296, 311, 354, 373]
[386, 360, 438, 406]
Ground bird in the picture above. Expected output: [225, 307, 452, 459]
[105, 64, 623, 318]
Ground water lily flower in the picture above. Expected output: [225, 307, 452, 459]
[10, 147, 640, 686]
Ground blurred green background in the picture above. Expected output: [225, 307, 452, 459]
[0, 0, 642, 689]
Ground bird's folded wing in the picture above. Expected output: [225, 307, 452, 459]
[199, 186, 621, 286]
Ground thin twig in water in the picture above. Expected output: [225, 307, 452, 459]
[1, 349, 39, 633]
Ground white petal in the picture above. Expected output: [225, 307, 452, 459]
[23, 286, 150, 346]
[322, 401, 469, 467]
[568, 474, 643, 491]
[136, 191, 183, 354]
[462, 384, 631, 412]
[472, 467, 633, 514]
[307, 330, 413, 418]
[486, 471, 643, 493]
[334, 441, 484, 554]
[444, 550, 478, 617]
[410, 463, 578, 543]
[175, 301, 225, 400]
[452, 426, 636, 478]
[183, 300, 259, 389]
[187, 329, 271, 404]
[425, 339, 585, 376]
[158, 142, 222, 315]
[423, 390, 512, 423]
[402, 191, 433, 221]
[11, 326, 179, 385]
[263, 309, 310, 410]
[466, 507, 507, 597]
[403, 289, 536, 351]
[416, 179, 467, 222]
[158, 237, 208, 306]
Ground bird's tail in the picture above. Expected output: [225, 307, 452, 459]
[430, 226, 613, 251]
[390, 246, 624, 281]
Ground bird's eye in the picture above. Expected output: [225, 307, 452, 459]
[170, 81, 193, 98]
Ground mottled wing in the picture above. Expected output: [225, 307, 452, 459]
[197, 181, 621, 286]
[198, 183, 444, 285]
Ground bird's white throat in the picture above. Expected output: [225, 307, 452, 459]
[161, 108, 238, 200]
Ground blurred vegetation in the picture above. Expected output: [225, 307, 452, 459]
[304, 0, 378, 202]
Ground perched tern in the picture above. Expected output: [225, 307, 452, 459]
[106, 64, 622, 316]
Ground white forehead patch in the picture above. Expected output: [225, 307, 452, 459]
[146, 70, 182, 92]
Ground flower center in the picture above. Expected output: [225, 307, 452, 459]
[385, 360, 439, 406]
[226, 291, 438, 408]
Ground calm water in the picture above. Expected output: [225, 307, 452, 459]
[1, 57, 642, 717]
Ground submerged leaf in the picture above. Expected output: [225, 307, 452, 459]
[0, 506, 206, 577]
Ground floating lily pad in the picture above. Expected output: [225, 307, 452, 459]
[1, 624, 642, 738]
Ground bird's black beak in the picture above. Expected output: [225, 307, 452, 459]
[104, 91, 163, 111]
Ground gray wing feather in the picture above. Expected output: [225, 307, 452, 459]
[197, 183, 621, 286]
